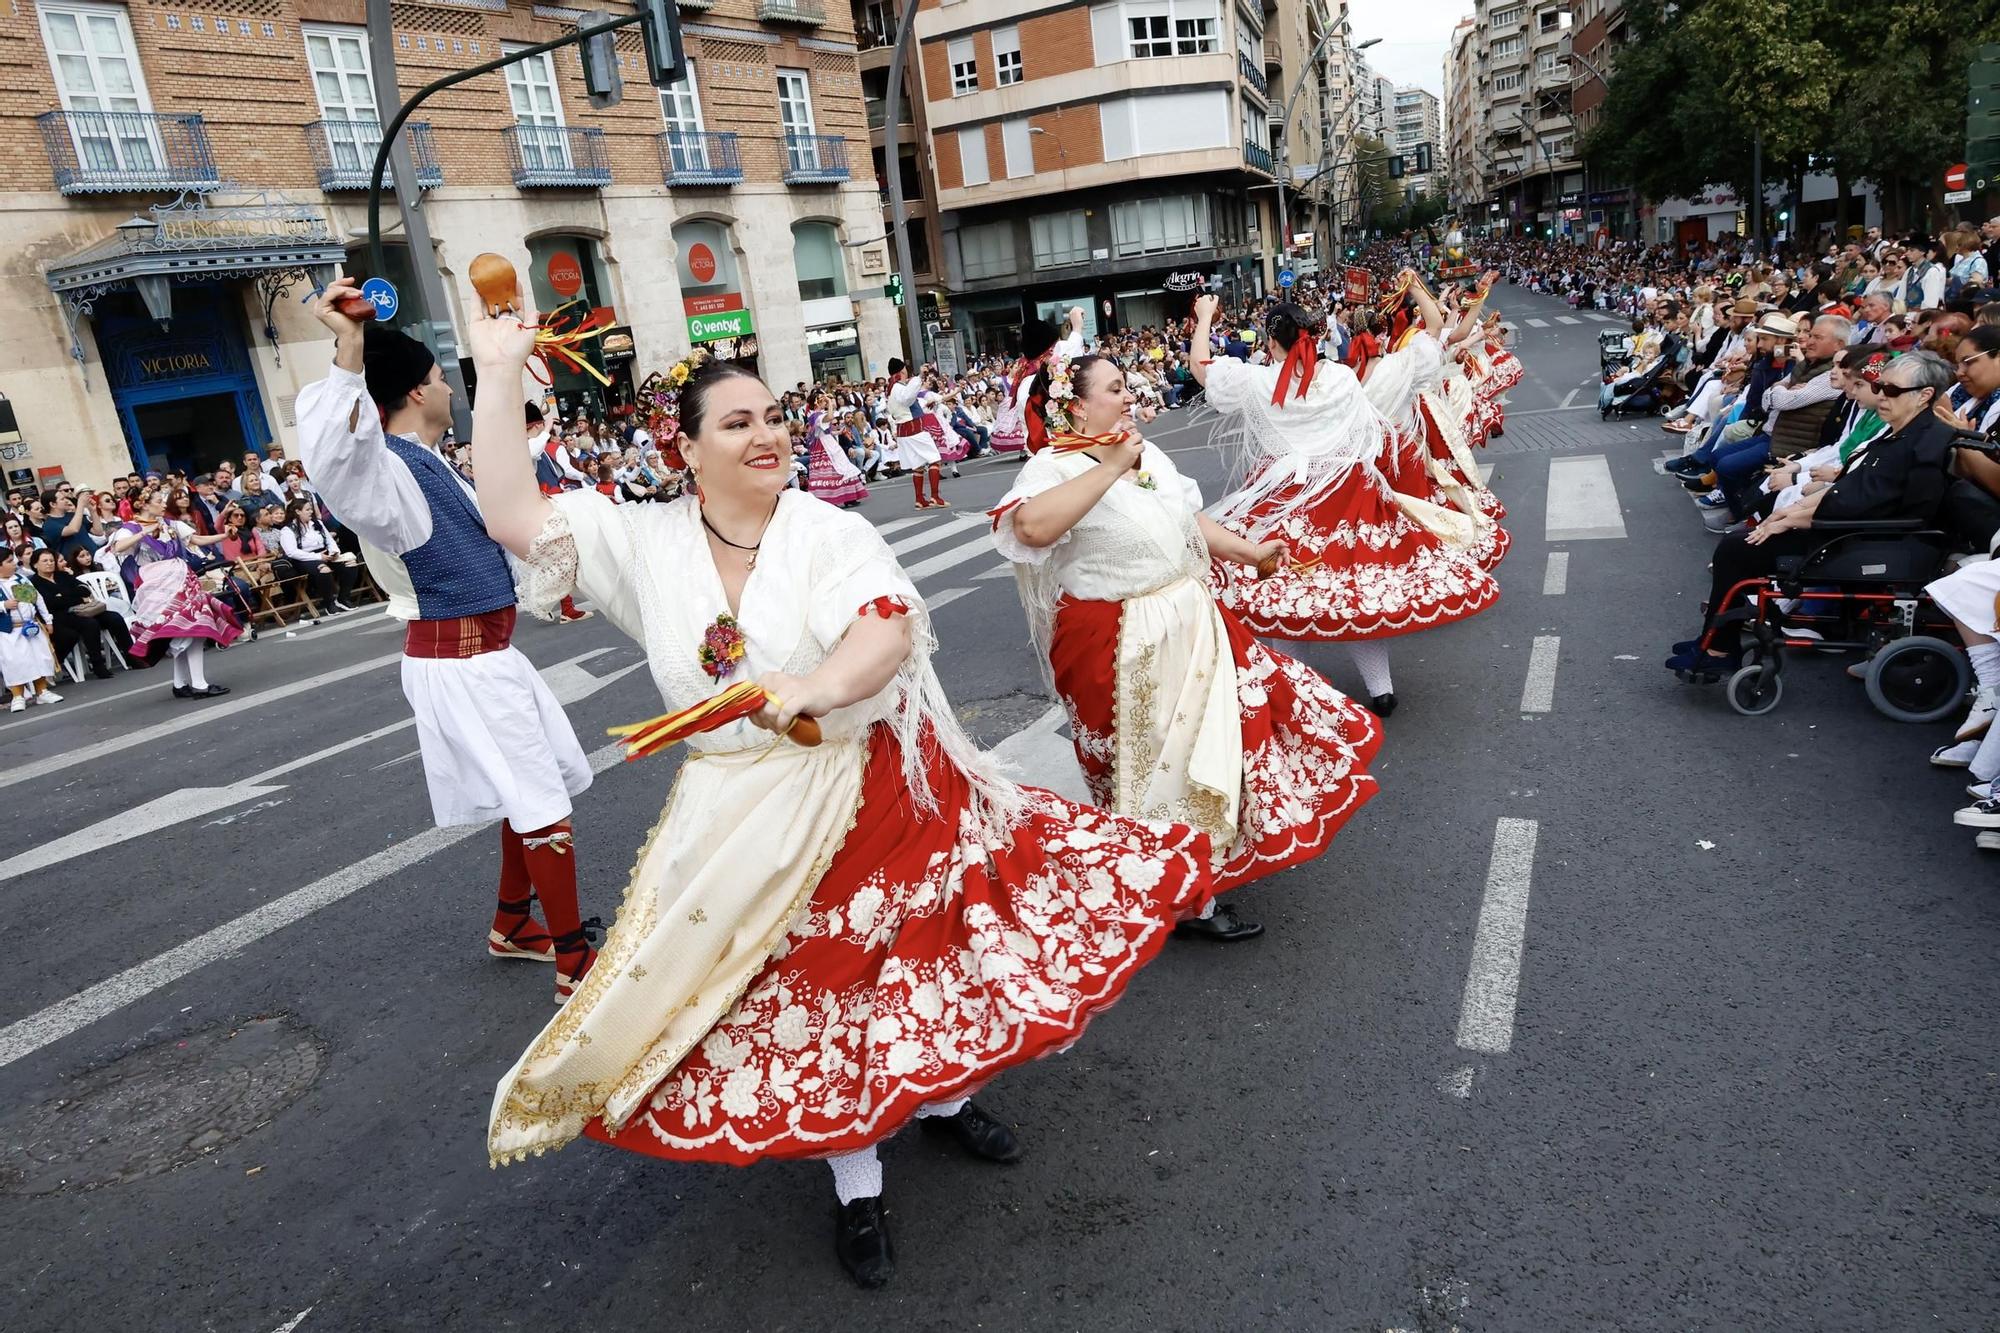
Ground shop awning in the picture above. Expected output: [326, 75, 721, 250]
[45, 192, 346, 360]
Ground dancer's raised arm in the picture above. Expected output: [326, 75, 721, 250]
[464, 279, 553, 556]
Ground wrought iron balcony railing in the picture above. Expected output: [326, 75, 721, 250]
[658, 130, 743, 186]
[1239, 53, 1270, 99]
[782, 133, 849, 184]
[504, 124, 611, 188]
[37, 109, 221, 195]
[307, 120, 443, 191]
[756, 0, 826, 23]
[1243, 142, 1275, 175]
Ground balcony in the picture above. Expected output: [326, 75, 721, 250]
[1243, 141, 1275, 175]
[306, 120, 442, 192]
[37, 109, 221, 195]
[1264, 34, 1282, 67]
[657, 129, 742, 186]
[504, 124, 611, 188]
[1238, 53, 1270, 100]
[756, 0, 825, 22]
[782, 133, 848, 184]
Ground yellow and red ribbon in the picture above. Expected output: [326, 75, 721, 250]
[607, 681, 821, 761]
[1046, 428, 1135, 456]
[526, 299, 614, 388]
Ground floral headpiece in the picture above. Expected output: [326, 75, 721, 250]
[1043, 349, 1077, 434]
[635, 348, 711, 441]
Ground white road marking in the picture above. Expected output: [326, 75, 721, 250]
[1524, 318, 1550, 328]
[976, 562, 1016, 580]
[1542, 551, 1570, 596]
[1520, 636, 1560, 713]
[1584, 313, 1618, 323]
[268, 1310, 314, 1333]
[926, 586, 977, 611]
[1557, 388, 1580, 410]
[888, 514, 980, 557]
[1456, 817, 1540, 1055]
[1440, 1066, 1475, 1099]
[903, 532, 1002, 582]
[1554, 315, 1583, 325]
[987, 705, 1090, 802]
[872, 515, 931, 538]
[1544, 454, 1628, 541]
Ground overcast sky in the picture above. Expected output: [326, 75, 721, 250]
[1345, 0, 1471, 97]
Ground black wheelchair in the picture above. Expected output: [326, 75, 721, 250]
[1679, 520, 1970, 720]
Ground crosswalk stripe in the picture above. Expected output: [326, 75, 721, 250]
[927, 586, 978, 611]
[1525, 318, 1550, 328]
[1583, 313, 1617, 323]
[1554, 315, 1583, 325]
[888, 515, 979, 557]
[903, 532, 998, 582]
[873, 515, 932, 537]
[976, 562, 1015, 580]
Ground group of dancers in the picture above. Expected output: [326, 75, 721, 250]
[289, 258, 1520, 1290]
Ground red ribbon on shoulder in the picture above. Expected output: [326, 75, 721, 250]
[1271, 336, 1318, 406]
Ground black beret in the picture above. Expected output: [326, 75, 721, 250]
[362, 323, 436, 406]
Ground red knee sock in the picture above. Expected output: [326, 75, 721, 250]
[492, 823, 551, 949]
[928, 465, 945, 506]
[516, 819, 592, 976]
[910, 473, 927, 507]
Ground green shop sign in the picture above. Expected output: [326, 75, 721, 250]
[688, 309, 755, 343]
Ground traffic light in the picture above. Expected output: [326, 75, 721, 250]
[1388, 154, 1406, 179]
[577, 10, 623, 110]
[638, 0, 686, 88]
[1414, 143, 1433, 174]
[1345, 246, 1358, 259]
[886, 273, 905, 307]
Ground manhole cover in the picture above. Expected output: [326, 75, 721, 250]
[0, 1016, 324, 1196]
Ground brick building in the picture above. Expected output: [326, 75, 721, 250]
[901, 0, 1282, 357]
[4, 0, 899, 487]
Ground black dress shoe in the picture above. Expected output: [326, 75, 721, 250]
[919, 1101, 1022, 1163]
[834, 1196, 894, 1289]
[91, 667, 114, 680]
[1368, 692, 1397, 718]
[188, 684, 231, 698]
[172, 685, 194, 699]
[1173, 901, 1264, 942]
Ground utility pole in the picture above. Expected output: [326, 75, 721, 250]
[1751, 128, 1764, 256]
[882, 0, 925, 362]
[365, 0, 471, 443]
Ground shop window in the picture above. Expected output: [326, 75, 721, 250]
[960, 222, 1015, 280]
[792, 222, 847, 302]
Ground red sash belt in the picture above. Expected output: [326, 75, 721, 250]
[894, 420, 927, 437]
[403, 607, 516, 659]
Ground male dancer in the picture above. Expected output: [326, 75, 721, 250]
[883, 358, 946, 509]
[296, 277, 597, 1004]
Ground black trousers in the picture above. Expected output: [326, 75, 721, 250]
[51, 610, 132, 671]
[1703, 529, 1826, 630]
[278, 558, 357, 608]
[1943, 479, 2000, 553]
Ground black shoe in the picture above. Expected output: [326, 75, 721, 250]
[919, 1101, 1022, 1163]
[1368, 692, 1397, 717]
[188, 684, 231, 699]
[91, 667, 113, 680]
[172, 684, 193, 699]
[834, 1197, 894, 1289]
[1173, 901, 1264, 942]
[1663, 457, 1703, 475]
[1679, 475, 1712, 492]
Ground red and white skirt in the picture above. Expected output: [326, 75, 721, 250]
[1210, 466, 1500, 640]
[1049, 592, 1382, 894]
[583, 724, 1212, 1165]
[806, 438, 868, 506]
[927, 413, 969, 463]
[129, 558, 243, 659]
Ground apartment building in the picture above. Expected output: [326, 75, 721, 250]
[1391, 85, 1439, 196]
[1443, 16, 1479, 213]
[6, 0, 898, 486]
[908, 0, 1281, 354]
[1468, 0, 1582, 238]
[855, 0, 949, 347]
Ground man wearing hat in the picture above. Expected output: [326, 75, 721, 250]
[882, 357, 947, 510]
[1664, 312, 1798, 489]
[293, 276, 597, 1006]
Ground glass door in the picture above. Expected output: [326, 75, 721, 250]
[777, 68, 816, 174]
[658, 64, 708, 173]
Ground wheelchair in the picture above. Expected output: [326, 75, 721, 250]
[1676, 520, 1970, 721]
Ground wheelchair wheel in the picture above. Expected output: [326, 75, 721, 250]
[1726, 663, 1784, 716]
[1865, 635, 1970, 724]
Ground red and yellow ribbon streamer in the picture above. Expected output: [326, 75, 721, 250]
[1046, 428, 1135, 456]
[607, 681, 822, 761]
[526, 300, 614, 388]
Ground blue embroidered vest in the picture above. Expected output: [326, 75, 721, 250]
[383, 434, 516, 620]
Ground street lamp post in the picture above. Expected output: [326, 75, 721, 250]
[1276, 34, 1379, 275]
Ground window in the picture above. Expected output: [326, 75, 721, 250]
[1491, 35, 1522, 58]
[1489, 4, 1522, 25]
[958, 126, 989, 185]
[777, 67, 816, 136]
[906, 223, 932, 275]
[960, 222, 1015, 280]
[303, 25, 378, 172]
[503, 47, 569, 170]
[1100, 89, 1229, 160]
[659, 64, 712, 172]
[948, 37, 977, 95]
[1001, 118, 1032, 178]
[1491, 71, 1522, 92]
[1124, 0, 1217, 59]
[38, 1, 160, 174]
[1539, 9, 1561, 30]
[1031, 210, 1090, 266]
[1535, 53, 1569, 81]
[993, 26, 1022, 85]
[792, 222, 847, 302]
[1110, 194, 1209, 256]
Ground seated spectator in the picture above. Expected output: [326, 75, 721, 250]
[1934, 325, 2000, 551]
[233, 467, 284, 520]
[28, 546, 132, 679]
[0, 550, 61, 711]
[275, 497, 357, 613]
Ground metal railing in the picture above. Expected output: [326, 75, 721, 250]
[1239, 53, 1269, 99]
[36, 109, 221, 195]
[504, 124, 611, 188]
[1243, 142, 1275, 175]
[308, 120, 442, 191]
[1264, 35, 1281, 65]
[756, 0, 825, 22]
[657, 129, 742, 186]
[782, 133, 849, 184]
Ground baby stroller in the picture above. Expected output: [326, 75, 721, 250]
[1601, 355, 1674, 418]
[1597, 329, 1632, 377]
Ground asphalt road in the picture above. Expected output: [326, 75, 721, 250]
[4, 286, 1997, 1332]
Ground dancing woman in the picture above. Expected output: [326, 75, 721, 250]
[803, 398, 868, 508]
[989, 345, 1382, 943]
[992, 307, 1088, 454]
[109, 494, 242, 700]
[1198, 292, 1499, 716]
[465, 285, 1211, 1289]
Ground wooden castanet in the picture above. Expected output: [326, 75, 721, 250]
[332, 291, 378, 321]
[1256, 552, 1283, 580]
[469, 252, 520, 317]
[786, 716, 823, 746]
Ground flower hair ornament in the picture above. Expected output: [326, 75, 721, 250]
[1042, 351, 1078, 434]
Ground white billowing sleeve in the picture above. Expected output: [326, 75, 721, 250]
[1053, 328, 1085, 360]
[294, 366, 432, 556]
[515, 488, 643, 630]
[805, 510, 923, 649]
[988, 451, 1075, 566]
[1201, 354, 1262, 414]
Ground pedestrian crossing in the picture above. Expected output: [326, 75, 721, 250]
[1523, 313, 1620, 329]
[873, 508, 1012, 612]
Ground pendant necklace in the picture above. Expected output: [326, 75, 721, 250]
[700, 498, 779, 572]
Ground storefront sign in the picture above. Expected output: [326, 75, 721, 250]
[1162, 271, 1207, 292]
[1558, 191, 1582, 207]
[684, 292, 745, 317]
[688, 308, 756, 343]
[600, 327, 636, 361]
[546, 251, 584, 298]
[135, 347, 218, 382]
[687, 242, 719, 285]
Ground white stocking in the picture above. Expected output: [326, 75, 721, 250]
[1196, 898, 1218, 920]
[184, 640, 209, 690]
[827, 1146, 882, 1204]
[1347, 641, 1394, 697]
[916, 1097, 967, 1119]
[171, 650, 193, 690]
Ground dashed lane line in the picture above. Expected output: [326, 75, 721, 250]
[1456, 817, 1540, 1055]
[1554, 315, 1583, 326]
[1520, 635, 1561, 713]
[1545, 454, 1629, 541]
[1542, 551, 1570, 595]
[1524, 318, 1550, 328]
